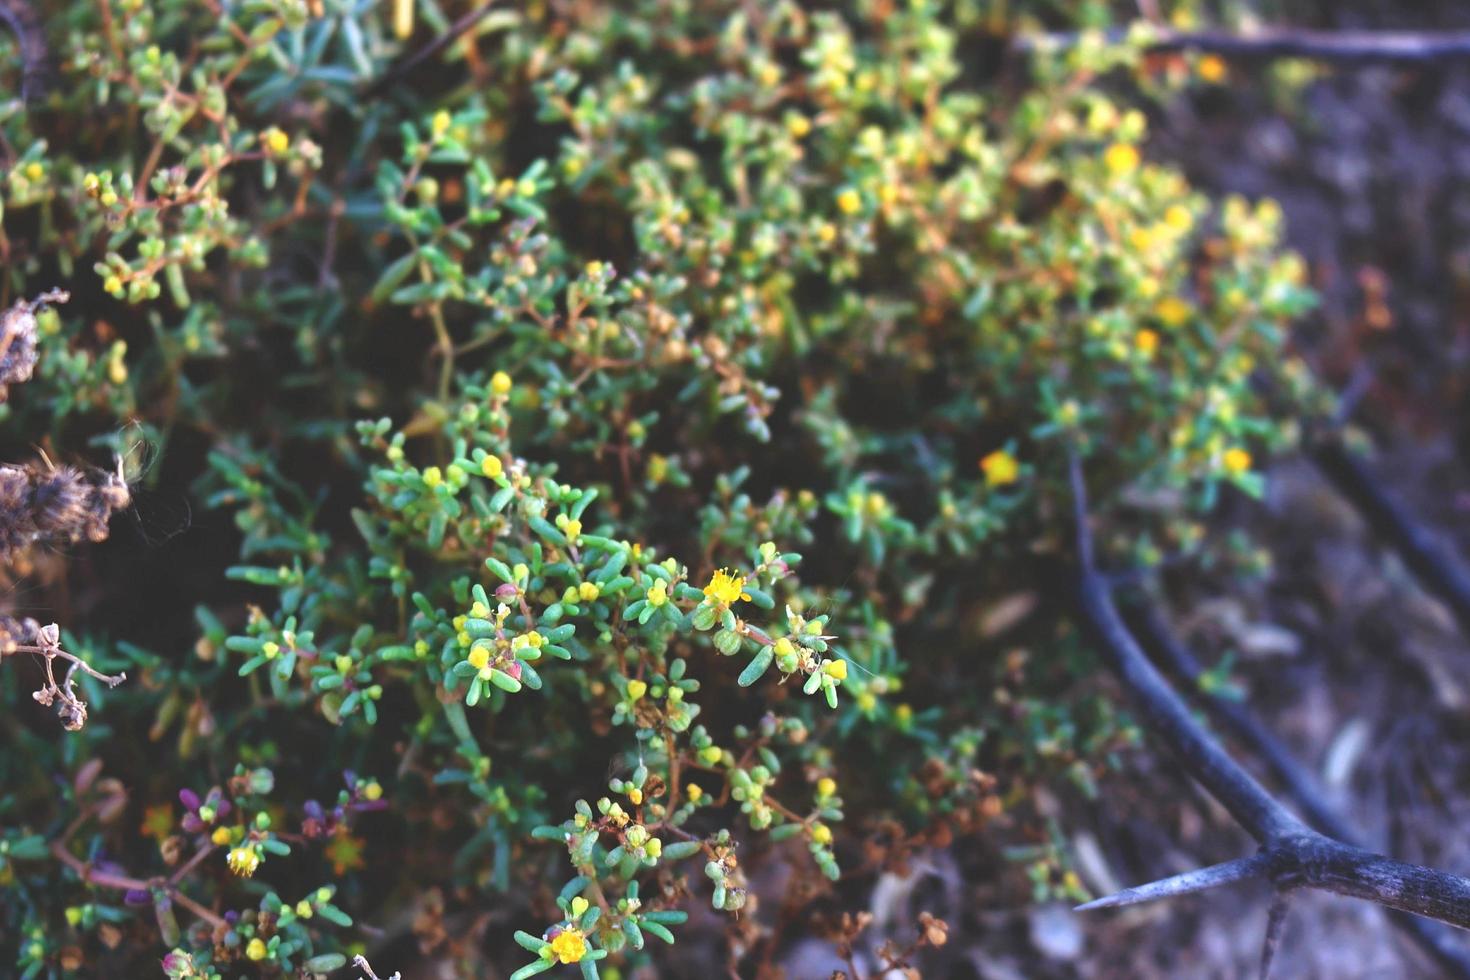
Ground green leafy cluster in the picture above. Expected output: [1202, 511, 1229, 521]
[0, 0, 1324, 976]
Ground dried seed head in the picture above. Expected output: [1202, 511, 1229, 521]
[58, 699, 87, 731]
[30, 466, 89, 534]
[0, 455, 131, 565]
[0, 290, 65, 404]
[0, 303, 41, 401]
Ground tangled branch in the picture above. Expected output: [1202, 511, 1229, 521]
[1069, 452, 1470, 977]
[0, 618, 126, 730]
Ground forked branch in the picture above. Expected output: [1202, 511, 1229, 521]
[1068, 452, 1470, 976]
[1127, 598, 1470, 976]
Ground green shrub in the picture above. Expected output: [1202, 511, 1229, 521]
[0, 2, 1319, 976]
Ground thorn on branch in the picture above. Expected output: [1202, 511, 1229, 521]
[1260, 890, 1292, 980]
[1127, 596, 1470, 976]
[1074, 854, 1268, 911]
[1067, 449, 1470, 961]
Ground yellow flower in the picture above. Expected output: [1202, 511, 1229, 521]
[227, 846, 259, 877]
[1135, 329, 1159, 356]
[363, 781, 383, 801]
[1155, 295, 1191, 328]
[1197, 54, 1227, 84]
[1164, 204, 1194, 233]
[810, 823, 833, 845]
[468, 645, 491, 671]
[646, 580, 669, 607]
[703, 568, 750, 605]
[686, 782, 703, 802]
[548, 927, 588, 964]
[431, 109, 452, 139]
[260, 127, 290, 156]
[490, 371, 513, 396]
[980, 449, 1019, 487]
[816, 222, 838, 244]
[210, 826, 232, 847]
[422, 466, 442, 488]
[627, 678, 648, 700]
[822, 659, 848, 681]
[1223, 447, 1252, 475]
[836, 188, 862, 215]
[246, 938, 267, 961]
[480, 455, 504, 479]
[816, 777, 836, 798]
[1103, 142, 1140, 177]
[786, 113, 811, 138]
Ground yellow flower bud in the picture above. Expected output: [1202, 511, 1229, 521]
[1104, 142, 1140, 176]
[1223, 447, 1252, 475]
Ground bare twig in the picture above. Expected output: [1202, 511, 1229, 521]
[1069, 452, 1470, 969]
[1022, 26, 1470, 65]
[49, 840, 226, 931]
[363, 2, 500, 98]
[1127, 598, 1470, 976]
[1312, 437, 1470, 639]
